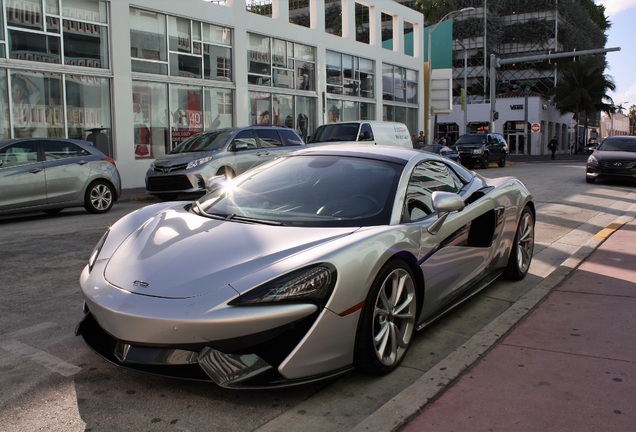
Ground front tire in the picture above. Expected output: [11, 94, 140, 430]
[84, 180, 115, 214]
[586, 177, 595, 184]
[355, 259, 418, 375]
[503, 206, 535, 280]
[498, 153, 506, 167]
[480, 154, 489, 169]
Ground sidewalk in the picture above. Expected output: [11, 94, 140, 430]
[398, 218, 636, 431]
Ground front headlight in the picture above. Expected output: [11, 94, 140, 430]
[587, 155, 598, 166]
[230, 264, 336, 306]
[187, 156, 214, 170]
[472, 148, 484, 155]
[88, 229, 109, 272]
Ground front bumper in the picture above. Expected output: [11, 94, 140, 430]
[76, 308, 352, 389]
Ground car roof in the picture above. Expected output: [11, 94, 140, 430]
[0, 137, 94, 148]
[291, 143, 425, 164]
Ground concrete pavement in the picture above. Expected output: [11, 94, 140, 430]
[358, 218, 636, 432]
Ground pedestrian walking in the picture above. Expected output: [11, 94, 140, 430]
[548, 136, 558, 159]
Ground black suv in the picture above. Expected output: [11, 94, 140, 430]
[146, 126, 305, 200]
[454, 133, 508, 169]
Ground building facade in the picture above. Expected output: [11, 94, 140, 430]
[422, 0, 606, 156]
[0, 0, 426, 188]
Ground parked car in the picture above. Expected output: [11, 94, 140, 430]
[0, 138, 121, 216]
[419, 143, 461, 163]
[454, 133, 508, 168]
[77, 144, 535, 389]
[585, 136, 636, 184]
[145, 126, 305, 200]
[307, 121, 413, 149]
[583, 137, 600, 155]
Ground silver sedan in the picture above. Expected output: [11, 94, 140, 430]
[77, 144, 535, 388]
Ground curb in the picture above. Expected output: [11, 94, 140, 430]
[350, 216, 633, 432]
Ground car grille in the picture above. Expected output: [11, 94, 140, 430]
[152, 163, 189, 173]
[147, 175, 193, 191]
[599, 160, 636, 172]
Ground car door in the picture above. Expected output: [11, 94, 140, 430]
[487, 134, 500, 161]
[253, 128, 286, 165]
[0, 141, 46, 212]
[42, 140, 91, 204]
[227, 129, 261, 175]
[403, 160, 498, 321]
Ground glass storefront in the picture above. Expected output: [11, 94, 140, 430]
[0, 0, 113, 153]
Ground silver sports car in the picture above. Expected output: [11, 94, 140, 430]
[77, 144, 535, 389]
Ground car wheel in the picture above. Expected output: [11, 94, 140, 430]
[480, 154, 489, 169]
[498, 153, 506, 167]
[586, 177, 595, 184]
[355, 259, 418, 375]
[503, 206, 535, 281]
[84, 180, 115, 214]
[216, 166, 235, 179]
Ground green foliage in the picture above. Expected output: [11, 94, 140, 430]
[502, 19, 553, 44]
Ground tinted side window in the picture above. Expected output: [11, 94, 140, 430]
[0, 142, 39, 167]
[255, 129, 283, 148]
[44, 141, 89, 160]
[404, 160, 462, 222]
[359, 123, 373, 141]
[278, 129, 304, 146]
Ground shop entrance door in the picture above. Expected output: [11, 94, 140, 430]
[506, 133, 526, 155]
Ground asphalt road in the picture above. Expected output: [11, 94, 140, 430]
[1, 158, 634, 432]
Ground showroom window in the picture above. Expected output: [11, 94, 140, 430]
[247, 33, 315, 91]
[130, 8, 232, 81]
[326, 50, 374, 98]
[326, 99, 375, 123]
[249, 91, 315, 142]
[5, 0, 109, 68]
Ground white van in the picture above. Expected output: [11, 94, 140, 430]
[307, 121, 413, 149]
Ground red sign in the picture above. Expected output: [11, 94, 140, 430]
[531, 123, 541, 133]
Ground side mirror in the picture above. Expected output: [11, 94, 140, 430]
[205, 174, 227, 192]
[232, 141, 249, 152]
[427, 191, 465, 235]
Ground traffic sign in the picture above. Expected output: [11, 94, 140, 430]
[531, 123, 540, 133]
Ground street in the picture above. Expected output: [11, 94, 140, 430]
[1, 158, 635, 432]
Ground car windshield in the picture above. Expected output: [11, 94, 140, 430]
[597, 137, 636, 152]
[308, 124, 359, 143]
[195, 154, 403, 227]
[455, 135, 486, 145]
[170, 130, 232, 153]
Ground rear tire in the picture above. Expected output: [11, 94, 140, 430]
[504, 206, 535, 280]
[84, 180, 115, 214]
[355, 259, 418, 375]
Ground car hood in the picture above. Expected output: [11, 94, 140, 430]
[593, 150, 636, 160]
[104, 206, 356, 299]
[153, 150, 222, 167]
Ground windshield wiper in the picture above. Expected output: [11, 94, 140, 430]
[192, 202, 281, 225]
[228, 214, 283, 226]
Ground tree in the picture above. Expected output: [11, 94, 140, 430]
[552, 57, 615, 149]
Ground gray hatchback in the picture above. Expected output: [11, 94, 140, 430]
[0, 138, 121, 216]
[145, 126, 305, 200]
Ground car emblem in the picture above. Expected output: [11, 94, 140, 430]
[613, 162, 622, 167]
[132, 280, 150, 288]
[162, 168, 170, 174]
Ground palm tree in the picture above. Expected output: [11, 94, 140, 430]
[552, 57, 615, 150]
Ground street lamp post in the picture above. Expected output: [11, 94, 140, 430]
[456, 39, 468, 135]
[426, 7, 475, 144]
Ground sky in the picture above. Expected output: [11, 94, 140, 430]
[597, 0, 636, 110]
